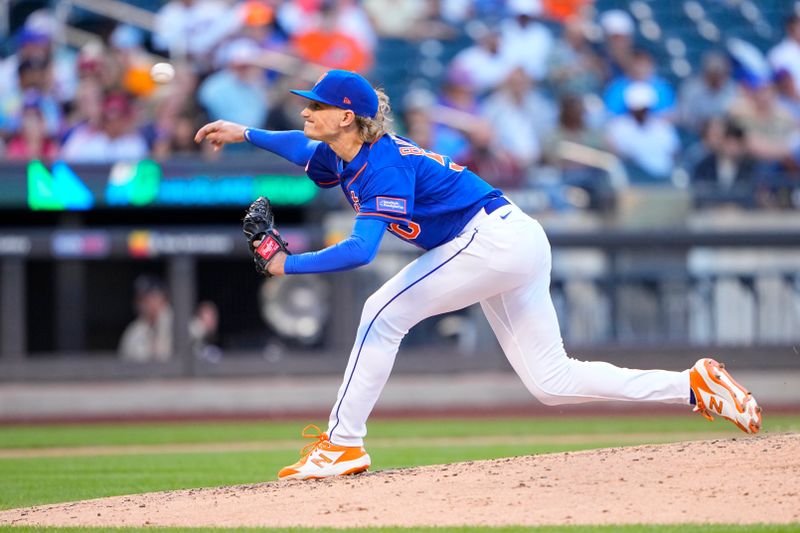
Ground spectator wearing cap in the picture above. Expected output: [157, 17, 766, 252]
[198, 38, 269, 129]
[238, 1, 288, 55]
[60, 92, 148, 162]
[216, 2, 288, 87]
[0, 14, 53, 102]
[26, 9, 82, 101]
[74, 43, 106, 86]
[606, 82, 680, 181]
[213, 0, 288, 90]
[119, 275, 174, 362]
[4, 92, 59, 161]
[603, 49, 676, 116]
[768, 14, 800, 95]
[499, 0, 554, 81]
[241, 0, 275, 31]
[0, 57, 62, 137]
[449, 20, 516, 94]
[677, 51, 738, 135]
[598, 9, 635, 79]
[547, 15, 605, 97]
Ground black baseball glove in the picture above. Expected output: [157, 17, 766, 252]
[242, 196, 290, 277]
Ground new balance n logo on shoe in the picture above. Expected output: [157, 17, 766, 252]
[311, 453, 334, 468]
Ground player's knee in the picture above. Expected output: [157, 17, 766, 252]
[527, 384, 569, 406]
[360, 292, 387, 322]
[535, 392, 566, 406]
[358, 293, 404, 340]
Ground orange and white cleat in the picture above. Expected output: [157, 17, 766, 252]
[689, 358, 762, 434]
[278, 424, 371, 480]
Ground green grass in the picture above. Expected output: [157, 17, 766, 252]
[0, 415, 798, 530]
[5, 414, 800, 450]
[1, 525, 799, 532]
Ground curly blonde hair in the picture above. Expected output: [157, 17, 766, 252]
[356, 89, 394, 143]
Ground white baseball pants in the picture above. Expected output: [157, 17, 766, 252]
[327, 202, 690, 446]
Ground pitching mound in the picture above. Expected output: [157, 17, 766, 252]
[2, 433, 799, 528]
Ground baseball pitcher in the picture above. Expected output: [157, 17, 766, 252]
[195, 69, 761, 480]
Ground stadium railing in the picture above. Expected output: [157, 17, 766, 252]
[2, 214, 799, 381]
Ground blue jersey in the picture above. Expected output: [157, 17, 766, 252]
[305, 134, 502, 250]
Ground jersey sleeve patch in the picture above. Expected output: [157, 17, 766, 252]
[376, 196, 407, 214]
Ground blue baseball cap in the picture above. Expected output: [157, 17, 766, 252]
[291, 69, 378, 118]
[18, 28, 50, 46]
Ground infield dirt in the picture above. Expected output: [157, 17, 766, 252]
[2, 433, 798, 528]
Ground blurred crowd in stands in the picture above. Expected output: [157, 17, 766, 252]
[1, 0, 799, 209]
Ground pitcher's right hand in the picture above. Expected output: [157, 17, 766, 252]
[194, 120, 247, 151]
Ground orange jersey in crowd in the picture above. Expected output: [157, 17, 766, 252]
[291, 30, 371, 73]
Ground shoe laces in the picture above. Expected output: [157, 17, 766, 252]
[299, 424, 329, 456]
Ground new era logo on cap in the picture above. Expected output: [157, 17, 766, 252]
[290, 69, 379, 118]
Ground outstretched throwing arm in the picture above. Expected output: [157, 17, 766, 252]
[195, 120, 319, 165]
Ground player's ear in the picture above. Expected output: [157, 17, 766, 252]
[340, 109, 356, 128]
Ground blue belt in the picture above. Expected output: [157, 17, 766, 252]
[484, 196, 511, 215]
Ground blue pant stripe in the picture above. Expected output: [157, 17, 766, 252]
[329, 229, 479, 440]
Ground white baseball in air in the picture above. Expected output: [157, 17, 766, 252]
[150, 62, 175, 83]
